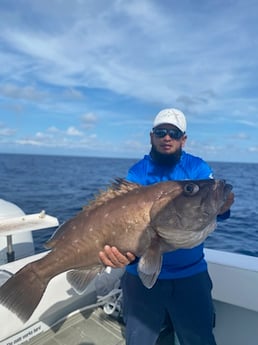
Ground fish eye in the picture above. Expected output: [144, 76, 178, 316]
[183, 183, 199, 195]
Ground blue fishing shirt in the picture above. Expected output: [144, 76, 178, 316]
[125, 151, 221, 279]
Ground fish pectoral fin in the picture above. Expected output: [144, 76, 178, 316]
[137, 245, 162, 289]
[66, 265, 104, 295]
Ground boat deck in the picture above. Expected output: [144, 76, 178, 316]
[25, 307, 174, 345]
[25, 308, 124, 345]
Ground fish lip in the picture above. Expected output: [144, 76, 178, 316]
[213, 180, 233, 203]
[223, 183, 233, 200]
[221, 179, 233, 194]
[215, 180, 233, 193]
[225, 183, 233, 193]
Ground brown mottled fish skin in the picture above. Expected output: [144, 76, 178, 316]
[0, 179, 232, 322]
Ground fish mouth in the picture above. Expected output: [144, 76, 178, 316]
[224, 183, 233, 195]
[214, 179, 233, 202]
[222, 180, 233, 195]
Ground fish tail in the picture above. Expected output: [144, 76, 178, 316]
[0, 262, 47, 322]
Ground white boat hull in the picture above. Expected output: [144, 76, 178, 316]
[206, 249, 258, 345]
[0, 200, 257, 345]
[0, 252, 98, 344]
[0, 249, 258, 345]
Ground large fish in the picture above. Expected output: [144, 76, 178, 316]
[0, 178, 232, 322]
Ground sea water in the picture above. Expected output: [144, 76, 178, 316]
[0, 153, 257, 257]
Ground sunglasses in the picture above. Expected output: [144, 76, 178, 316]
[152, 128, 184, 140]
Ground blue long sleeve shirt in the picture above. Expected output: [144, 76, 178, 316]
[125, 151, 226, 279]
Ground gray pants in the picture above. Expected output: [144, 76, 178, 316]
[121, 271, 217, 345]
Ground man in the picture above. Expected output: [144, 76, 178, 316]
[99, 108, 234, 345]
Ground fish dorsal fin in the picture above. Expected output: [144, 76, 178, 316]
[137, 240, 162, 289]
[45, 179, 141, 249]
[83, 178, 141, 212]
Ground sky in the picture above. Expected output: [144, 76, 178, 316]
[0, 0, 258, 163]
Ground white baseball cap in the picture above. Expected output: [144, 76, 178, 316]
[153, 108, 187, 133]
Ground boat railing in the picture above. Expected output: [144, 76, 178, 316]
[0, 210, 59, 262]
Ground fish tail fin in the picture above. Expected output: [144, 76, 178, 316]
[0, 262, 47, 322]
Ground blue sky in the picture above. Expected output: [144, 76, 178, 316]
[0, 0, 258, 163]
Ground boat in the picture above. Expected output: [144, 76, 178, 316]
[0, 199, 258, 345]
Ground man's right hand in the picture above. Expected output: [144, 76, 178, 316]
[99, 245, 136, 268]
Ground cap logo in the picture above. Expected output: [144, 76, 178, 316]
[153, 108, 187, 133]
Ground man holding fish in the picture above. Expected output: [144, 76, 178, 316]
[99, 108, 234, 345]
[0, 109, 234, 345]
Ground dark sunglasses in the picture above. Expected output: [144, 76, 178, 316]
[152, 128, 184, 140]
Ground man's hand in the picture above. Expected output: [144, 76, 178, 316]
[99, 245, 136, 268]
[219, 192, 235, 215]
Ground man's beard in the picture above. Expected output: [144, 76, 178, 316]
[150, 145, 182, 167]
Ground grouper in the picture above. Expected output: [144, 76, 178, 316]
[0, 178, 232, 322]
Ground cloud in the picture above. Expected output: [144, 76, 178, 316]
[62, 88, 85, 100]
[81, 112, 98, 129]
[233, 132, 250, 140]
[47, 126, 60, 133]
[46, 126, 84, 137]
[237, 120, 258, 128]
[123, 139, 149, 154]
[66, 126, 84, 136]
[249, 146, 258, 153]
[2, 0, 255, 103]
[0, 84, 47, 102]
[0, 1, 258, 162]
[0, 123, 16, 136]
[0, 127, 16, 136]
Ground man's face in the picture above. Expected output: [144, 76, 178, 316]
[150, 124, 187, 155]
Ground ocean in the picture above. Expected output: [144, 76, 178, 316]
[0, 153, 258, 257]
